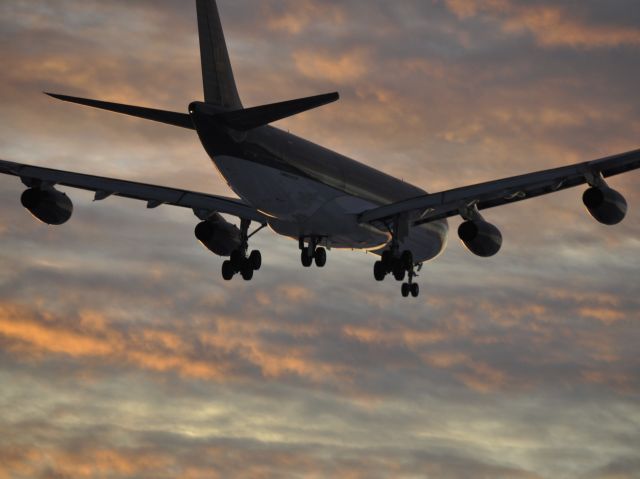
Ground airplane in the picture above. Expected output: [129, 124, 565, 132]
[0, 0, 638, 298]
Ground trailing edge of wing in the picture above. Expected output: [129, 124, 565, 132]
[358, 148, 640, 225]
[0, 159, 266, 223]
[46, 93, 195, 130]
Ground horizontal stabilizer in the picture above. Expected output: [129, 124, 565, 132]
[213, 92, 340, 131]
[46, 93, 195, 130]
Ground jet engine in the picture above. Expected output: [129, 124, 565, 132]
[21, 187, 73, 225]
[195, 213, 242, 256]
[458, 219, 502, 257]
[583, 186, 627, 225]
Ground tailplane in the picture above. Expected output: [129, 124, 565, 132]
[197, 0, 242, 109]
[45, 1, 340, 132]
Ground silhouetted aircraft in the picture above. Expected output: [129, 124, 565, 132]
[1, 0, 638, 297]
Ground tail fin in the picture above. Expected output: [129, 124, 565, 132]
[197, 0, 242, 109]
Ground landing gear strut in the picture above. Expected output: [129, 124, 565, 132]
[300, 236, 328, 268]
[222, 219, 264, 281]
[372, 218, 420, 297]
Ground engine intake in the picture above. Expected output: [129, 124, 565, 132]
[21, 187, 73, 225]
[195, 213, 242, 257]
[583, 186, 627, 225]
[458, 219, 502, 257]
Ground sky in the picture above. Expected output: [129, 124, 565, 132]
[0, 0, 639, 478]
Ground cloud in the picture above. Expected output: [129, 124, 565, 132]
[0, 1, 639, 478]
[262, 0, 345, 35]
[444, 0, 640, 48]
[293, 48, 371, 84]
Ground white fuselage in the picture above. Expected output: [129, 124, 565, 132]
[212, 154, 449, 262]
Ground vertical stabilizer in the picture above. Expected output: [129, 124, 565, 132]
[196, 0, 243, 109]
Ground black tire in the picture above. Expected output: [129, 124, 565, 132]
[373, 261, 386, 281]
[393, 265, 406, 282]
[249, 250, 262, 271]
[241, 262, 254, 281]
[222, 260, 235, 281]
[381, 250, 393, 270]
[314, 247, 327, 267]
[301, 248, 313, 267]
[401, 283, 410, 297]
[401, 250, 414, 270]
[411, 283, 420, 298]
[230, 250, 244, 270]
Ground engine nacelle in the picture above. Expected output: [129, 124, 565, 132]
[21, 187, 73, 225]
[458, 219, 502, 257]
[583, 186, 627, 226]
[195, 213, 242, 257]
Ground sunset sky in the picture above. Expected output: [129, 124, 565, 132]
[1, 1, 639, 478]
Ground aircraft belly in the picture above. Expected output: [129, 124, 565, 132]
[212, 155, 448, 258]
[213, 155, 338, 220]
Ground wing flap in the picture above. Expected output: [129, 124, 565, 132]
[0, 159, 266, 223]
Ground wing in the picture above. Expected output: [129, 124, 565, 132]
[0, 159, 267, 224]
[358, 148, 640, 225]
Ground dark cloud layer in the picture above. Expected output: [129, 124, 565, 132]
[1, 1, 639, 478]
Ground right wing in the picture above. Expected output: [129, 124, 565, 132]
[0, 159, 267, 224]
[358, 148, 640, 225]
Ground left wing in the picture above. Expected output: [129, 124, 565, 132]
[0, 159, 267, 223]
[359, 148, 640, 225]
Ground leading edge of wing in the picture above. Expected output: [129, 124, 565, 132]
[0, 159, 266, 223]
[358, 148, 640, 225]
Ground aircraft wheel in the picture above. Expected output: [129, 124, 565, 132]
[401, 283, 410, 297]
[373, 261, 386, 281]
[314, 247, 327, 267]
[241, 261, 254, 281]
[249, 250, 262, 271]
[393, 265, 406, 282]
[230, 250, 244, 270]
[301, 248, 313, 267]
[381, 250, 393, 270]
[222, 260, 235, 281]
[411, 283, 420, 298]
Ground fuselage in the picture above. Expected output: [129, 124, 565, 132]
[190, 107, 449, 263]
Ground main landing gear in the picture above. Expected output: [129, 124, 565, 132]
[374, 249, 421, 298]
[222, 219, 263, 281]
[299, 236, 328, 268]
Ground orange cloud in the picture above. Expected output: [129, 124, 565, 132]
[264, 0, 345, 35]
[578, 307, 626, 325]
[293, 49, 370, 84]
[0, 301, 349, 386]
[456, 361, 508, 393]
[445, 0, 640, 48]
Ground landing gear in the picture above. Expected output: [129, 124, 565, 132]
[373, 243, 422, 298]
[249, 250, 262, 271]
[299, 237, 328, 269]
[221, 219, 264, 281]
[373, 261, 386, 281]
[372, 249, 422, 298]
[400, 282, 420, 298]
[314, 247, 327, 267]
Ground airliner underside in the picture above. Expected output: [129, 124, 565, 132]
[1, 0, 638, 298]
